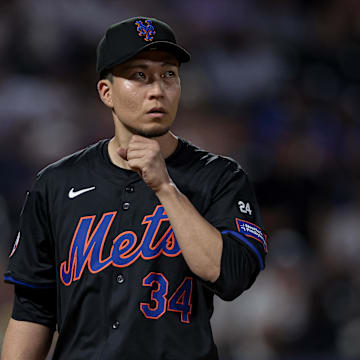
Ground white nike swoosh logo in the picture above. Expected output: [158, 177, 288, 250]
[68, 186, 96, 199]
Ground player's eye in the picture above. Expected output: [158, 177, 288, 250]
[162, 70, 175, 78]
[133, 71, 146, 80]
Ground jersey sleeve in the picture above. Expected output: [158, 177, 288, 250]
[12, 285, 57, 329]
[202, 161, 268, 301]
[4, 172, 56, 289]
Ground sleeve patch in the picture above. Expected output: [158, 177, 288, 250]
[236, 218, 268, 253]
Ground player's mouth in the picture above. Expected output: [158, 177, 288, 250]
[146, 107, 167, 117]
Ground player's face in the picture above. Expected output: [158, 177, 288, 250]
[105, 50, 181, 138]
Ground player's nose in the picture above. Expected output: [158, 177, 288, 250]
[148, 80, 165, 100]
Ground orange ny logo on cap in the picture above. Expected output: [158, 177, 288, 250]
[135, 20, 156, 41]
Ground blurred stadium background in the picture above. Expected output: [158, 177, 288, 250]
[1, 1, 360, 359]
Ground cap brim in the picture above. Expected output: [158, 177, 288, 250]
[102, 41, 190, 73]
[140, 41, 191, 63]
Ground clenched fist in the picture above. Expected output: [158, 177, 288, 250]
[117, 135, 172, 193]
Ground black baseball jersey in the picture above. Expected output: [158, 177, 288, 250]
[5, 137, 267, 360]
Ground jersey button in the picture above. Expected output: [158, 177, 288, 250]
[125, 186, 134, 193]
[122, 202, 130, 210]
[116, 274, 125, 284]
[112, 321, 120, 329]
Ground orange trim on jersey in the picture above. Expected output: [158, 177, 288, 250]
[110, 230, 139, 268]
[140, 272, 169, 320]
[167, 276, 193, 323]
[60, 205, 182, 285]
[60, 215, 95, 286]
[60, 212, 117, 286]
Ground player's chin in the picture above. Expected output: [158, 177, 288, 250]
[133, 124, 171, 139]
[136, 116, 173, 138]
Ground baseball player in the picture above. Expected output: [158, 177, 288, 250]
[2, 17, 267, 360]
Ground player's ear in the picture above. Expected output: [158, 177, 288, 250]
[97, 79, 113, 108]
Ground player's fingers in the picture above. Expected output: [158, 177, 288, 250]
[127, 140, 153, 152]
[126, 149, 148, 161]
[130, 134, 152, 144]
[127, 158, 144, 175]
[127, 143, 149, 154]
[117, 147, 128, 160]
[129, 136, 160, 152]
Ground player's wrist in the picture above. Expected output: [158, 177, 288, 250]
[155, 181, 178, 199]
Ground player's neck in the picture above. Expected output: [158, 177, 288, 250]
[156, 132, 179, 158]
[108, 132, 178, 170]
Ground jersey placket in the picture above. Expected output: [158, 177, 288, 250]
[106, 179, 138, 357]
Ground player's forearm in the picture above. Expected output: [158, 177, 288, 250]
[1, 319, 54, 360]
[156, 182, 222, 282]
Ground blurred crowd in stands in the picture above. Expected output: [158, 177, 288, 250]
[1, 1, 360, 359]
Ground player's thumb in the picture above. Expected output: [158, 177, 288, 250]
[117, 147, 128, 161]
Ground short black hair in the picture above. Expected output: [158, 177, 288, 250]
[99, 69, 113, 83]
